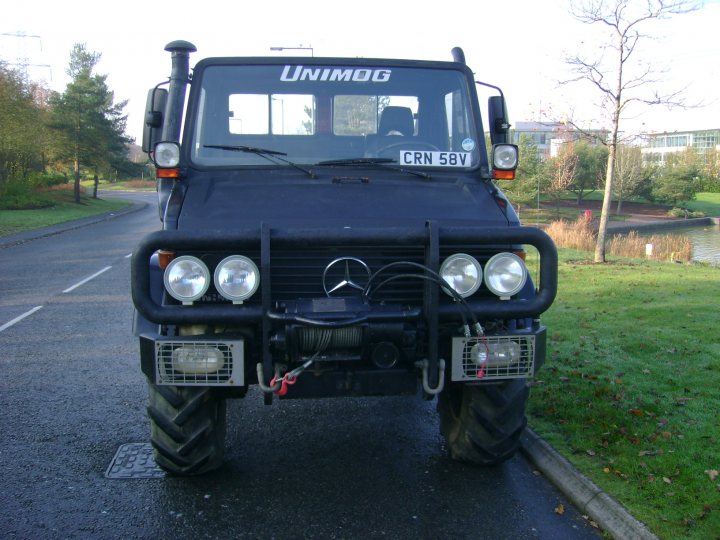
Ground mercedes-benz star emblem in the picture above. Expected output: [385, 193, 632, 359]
[322, 257, 372, 297]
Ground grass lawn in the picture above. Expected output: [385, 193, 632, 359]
[528, 249, 720, 539]
[518, 205, 633, 225]
[0, 188, 132, 237]
[686, 192, 720, 217]
[80, 178, 156, 191]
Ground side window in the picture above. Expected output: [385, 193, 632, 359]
[229, 94, 268, 134]
[445, 90, 470, 150]
[271, 94, 315, 135]
[228, 94, 315, 135]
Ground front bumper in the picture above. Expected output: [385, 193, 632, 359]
[132, 224, 557, 391]
[131, 224, 557, 325]
[139, 327, 547, 388]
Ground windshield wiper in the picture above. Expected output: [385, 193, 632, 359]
[315, 157, 430, 179]
[204, 144, 315, 178]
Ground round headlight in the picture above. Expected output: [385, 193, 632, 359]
[214, 255, 259, 302]
[484, 252, 527, 298]
[155, 142, 180, 167]
[439, 254, 482, 298]
[163, 256, 210, 303]
[492, 144, 519, 170]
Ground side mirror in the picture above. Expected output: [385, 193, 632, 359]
[488, 95, 510, 145]
[142, 88, 168, 153]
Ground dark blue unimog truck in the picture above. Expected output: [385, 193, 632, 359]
[132, 41, 557, 475]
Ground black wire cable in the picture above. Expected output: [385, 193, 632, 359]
[365, 271, 478, 329]
[363, 261, 479, 326]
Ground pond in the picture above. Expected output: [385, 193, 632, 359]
[642, 223, 720, 266]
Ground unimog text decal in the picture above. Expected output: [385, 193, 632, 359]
[280, 65, 392, 83]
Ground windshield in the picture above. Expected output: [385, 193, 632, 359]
[189, 63, 484, 169]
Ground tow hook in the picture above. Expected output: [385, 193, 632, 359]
[257, 360, 313, 396]
[256, 363, 284, 394]
[415, 358, 446, 395]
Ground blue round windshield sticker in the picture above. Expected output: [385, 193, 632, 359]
[462, 138, 475, 151]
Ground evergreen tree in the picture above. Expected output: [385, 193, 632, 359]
[49, 44, 130, 203]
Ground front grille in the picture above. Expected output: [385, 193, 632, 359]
[198, 245, 502, 305]
[155, 340, 244, 386]
[450, 335, 534, 381]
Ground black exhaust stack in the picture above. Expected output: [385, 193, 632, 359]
[451, 47, 466, 64]
[162, 40, 196, 143]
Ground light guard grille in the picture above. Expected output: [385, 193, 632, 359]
[155, 340, 243, 386]
[451, 335, 534, 381]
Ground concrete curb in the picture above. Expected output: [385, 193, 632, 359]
[0, 200, 147, 249]
[521, 428, 659, 540]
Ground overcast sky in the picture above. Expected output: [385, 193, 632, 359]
[3, 0, 719, 144]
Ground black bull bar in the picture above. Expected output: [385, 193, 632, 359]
[131, 224, 558, 325]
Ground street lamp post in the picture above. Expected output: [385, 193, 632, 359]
[270, 46, 314, 57]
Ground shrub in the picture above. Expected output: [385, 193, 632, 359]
[545, 217, 595, 252]
[0, 180, 55, 209]
[546, 218, 693, 262]
[29, 172, 69, 188]
[608, 231, 692, 261]
[666, 207, 706, 218]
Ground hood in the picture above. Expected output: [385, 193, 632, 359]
[176, 173, 510, 230]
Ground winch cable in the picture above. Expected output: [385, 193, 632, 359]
[269, 327, 361, 397]
[299, 327, 362, 352]
[270, 358, 314, 396]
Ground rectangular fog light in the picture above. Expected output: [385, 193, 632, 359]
[471, 341, 522, 367]
[172, 346, 225, 374]
[154, 339, 243, 386]
[451, 335, 534, 382]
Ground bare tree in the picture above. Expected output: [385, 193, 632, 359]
[564, 0, 699, 262]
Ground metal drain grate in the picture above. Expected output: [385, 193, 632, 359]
[105, 443, 165, 479]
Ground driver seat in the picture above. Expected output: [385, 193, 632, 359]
[365, 106, 415, 156]
[377, 106, 415, 136]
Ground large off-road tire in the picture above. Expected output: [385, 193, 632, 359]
[438, 379, 528, 465]
[147, 384, 227, 476]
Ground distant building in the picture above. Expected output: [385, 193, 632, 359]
[511, 121, 608, 160]
[640, 128, 720, 166]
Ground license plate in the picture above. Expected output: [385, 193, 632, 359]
[399, 151, 471, 167]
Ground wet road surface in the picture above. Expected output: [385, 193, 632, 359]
[0, 193, 600, 539]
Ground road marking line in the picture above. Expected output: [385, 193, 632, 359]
[125, 253, 133, 259]
[63, 266, 113, 294]
[0, 306, 44, 333]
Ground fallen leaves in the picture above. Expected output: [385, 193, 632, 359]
[554, 503, 565, 515]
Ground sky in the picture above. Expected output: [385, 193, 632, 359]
[3, 0, 719, 145]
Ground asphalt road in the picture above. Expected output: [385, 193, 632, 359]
[0, 192, 601, 539]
